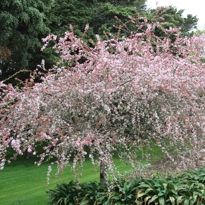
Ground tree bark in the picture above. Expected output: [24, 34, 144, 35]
[100, 161, 107, 186]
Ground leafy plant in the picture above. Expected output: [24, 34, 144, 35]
[47, 167, 205, 205]
[135, 177, 178, 205]
[105, 178, 142, 205]
[177, 182, 205, 205]
[180, 167, 205, 184]
[47, 181, 107, 205]
[79, 182, 107, 205]
[47, 181, 83, 205]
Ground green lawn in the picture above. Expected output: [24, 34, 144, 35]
[0, 157, 134, 205]
[0, 145, 162, 205]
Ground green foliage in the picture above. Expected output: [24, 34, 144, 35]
[46, 0, 147, 41]
[90, 2, 139, 38]
[177, 182, 205, 205]
[47, 181, 83, 205]
[136, 168, 205, 205]
[0, 0, 52, 83]
[0, 0, 199, 85]
[47, 167, 205, 205]
[179, 167, 205, 184]
[136, 177, 179, 204]
[148, 6, 198, 37]
[98, 0, 146, 8]
[78, 182, 107, 205]
[45, 1, 198, 41]
[106, 178, 143, 205]
[47, 181, 107, 205]
[194, 29, 205, 37]
[46, 0, 95, 38]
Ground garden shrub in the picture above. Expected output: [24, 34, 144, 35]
[47, 166, 205, 205]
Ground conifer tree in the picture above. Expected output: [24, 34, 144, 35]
[0, 0, 51, 83]
[148, 6, 198, 37]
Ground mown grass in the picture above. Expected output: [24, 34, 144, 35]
[0, 144, 163, 205]
[0, 157, 99, 205]
[0, 158, 134, 205]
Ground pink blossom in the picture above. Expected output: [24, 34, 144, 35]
[1, 12, 205, 182]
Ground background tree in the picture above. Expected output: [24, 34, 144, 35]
[47, 0, 147, 40]
[90, 2, 143, 38]
[46, 0, 96, 38]
[0, 0, 52, 84]
[0, 0, 199, 85]
[98, 0, 146, 7]
[147, 6, 198, 37]
[194, 29, 205, 36]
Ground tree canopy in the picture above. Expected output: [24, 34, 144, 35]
[1, 18, 205, 184]
[46, 0, 95, 37]
[46, 0, 147, 39]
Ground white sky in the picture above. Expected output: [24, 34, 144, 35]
[146, 0, 205, 30]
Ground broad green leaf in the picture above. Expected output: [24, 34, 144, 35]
[139, 183, 152, 189]
[169, 196, 176, 205]
[159, 197, 165, 205]
[184, 199, 190, 205]
[148, 195, 158, 203]
[80, 199, 90, 205]
[144, 188, 154, 194]
[136, 191, 147, 198]
[145, 196, 151, 203]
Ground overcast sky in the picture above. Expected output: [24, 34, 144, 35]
[146, 0, 205, 30]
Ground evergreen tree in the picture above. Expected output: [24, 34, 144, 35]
[148, 6, 198, 37]
[90, 2, 140, 38]
[0, 0, 52, 83]
[98, 0, 147, 9]
[46, 0, 96, 38]
[46, 0, 147, 39]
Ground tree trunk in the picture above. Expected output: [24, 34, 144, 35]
[100, 161, 107, 186]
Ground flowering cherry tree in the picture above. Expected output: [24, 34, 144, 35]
[1, 17, 205, 185]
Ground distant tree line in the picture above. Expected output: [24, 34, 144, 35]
[0, 0, 198, 84]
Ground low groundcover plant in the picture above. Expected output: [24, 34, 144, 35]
[47, 167, 205, 205]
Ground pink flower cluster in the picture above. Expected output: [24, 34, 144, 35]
[1, 14, 205, 181]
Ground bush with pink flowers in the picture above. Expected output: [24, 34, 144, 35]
[1, 15, 205, 184]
